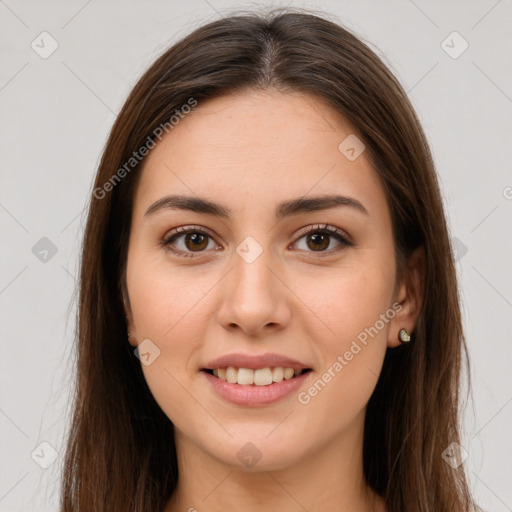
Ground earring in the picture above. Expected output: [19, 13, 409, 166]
[398, 328, 411, 343]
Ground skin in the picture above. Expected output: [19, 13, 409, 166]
[123, 89, 425, 512]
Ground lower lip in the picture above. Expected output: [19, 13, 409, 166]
[201, 370, 312, 406]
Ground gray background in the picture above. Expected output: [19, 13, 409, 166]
[1, 0, 511, 510]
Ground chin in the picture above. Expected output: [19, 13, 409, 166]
[202, 434, 306, 472]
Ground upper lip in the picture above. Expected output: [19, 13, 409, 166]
[203, 352, 312, 370]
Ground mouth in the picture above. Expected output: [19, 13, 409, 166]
[201, 366, 313, 386]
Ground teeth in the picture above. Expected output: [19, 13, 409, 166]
[283, 368, 295, 380]
[237, 368, 254, 385]
[211, 366, 306, 386]
[254, 368, 273, 386]
[272, 367, 283, 383]
[226, 366, 238, 384]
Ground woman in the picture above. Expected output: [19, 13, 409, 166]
[60, 8, 481, 511]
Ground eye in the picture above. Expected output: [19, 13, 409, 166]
[292, 223, 353, 255]
[161, 226, 221, 258]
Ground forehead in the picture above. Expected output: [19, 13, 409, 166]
[133, 89, 389, 221]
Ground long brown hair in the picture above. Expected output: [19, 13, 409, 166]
[60, 8, 480, 511]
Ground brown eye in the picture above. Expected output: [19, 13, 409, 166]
[306, 232, 330, 251]
[183, 232, 208, 251]
[162, 226, 220, 257]
[293, 224, 352, 255]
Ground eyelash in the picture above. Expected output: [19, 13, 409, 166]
[160, 224, 353, 259]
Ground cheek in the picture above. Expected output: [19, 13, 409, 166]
[333, 267, 394, 339]
[126, 250, 207, 430]
[125, 247, 216, 407]
[299, 255, 395, 344]
[296, 259, 394, 407]
[126, 247, 209, 338]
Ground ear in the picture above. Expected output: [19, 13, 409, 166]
[121, 279, 138, 348]
[388, 246, 426, 348]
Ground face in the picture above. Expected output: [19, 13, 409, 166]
[124, 89, 412, 471]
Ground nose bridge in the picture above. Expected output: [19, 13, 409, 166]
[236, 244, 272, 291]
[231, 237, 277, 308]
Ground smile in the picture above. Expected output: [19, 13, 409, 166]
[201, 367, 313, 406]
[202, 366, 312, 386]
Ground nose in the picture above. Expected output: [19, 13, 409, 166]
[215, 245, 291, 337]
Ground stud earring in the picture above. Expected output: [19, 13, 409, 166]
[398, 328, 411, 343]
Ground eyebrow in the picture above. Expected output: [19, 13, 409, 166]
[144, 193, 369, 220]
